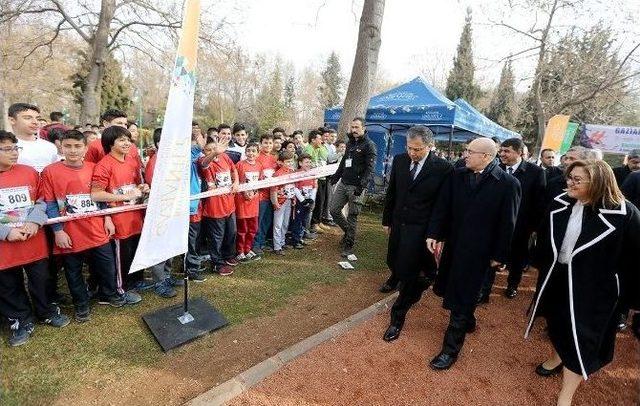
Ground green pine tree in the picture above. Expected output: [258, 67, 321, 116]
[487, 60, 517, 128]
[319, 51, 343, 108]
[445, 7, 481, 103]
[256, 65, 286, 133]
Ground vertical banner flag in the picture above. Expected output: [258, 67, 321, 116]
[130, 0, 201, 273]
[559, 122, 579, 154]
[541, 114, 570, 152]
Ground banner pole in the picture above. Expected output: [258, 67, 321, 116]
[178, 254, 194, 324]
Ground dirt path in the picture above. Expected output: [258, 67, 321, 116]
[54, 272, 388, 406]
[230, 272, 640, 406]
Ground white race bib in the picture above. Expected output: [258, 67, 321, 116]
[284, 184, 295, 199]
[263, 168, 275, 179]
[215, 171, 232, 188]
[0, 186, 32, 227]
[115, 184, 137, 206]
[66, 193, 98, 214]
[302, 186, 313, 198]
[345, 158, 352, 168]
[244, 171, 259, 183]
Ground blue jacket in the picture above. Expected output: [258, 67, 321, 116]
[190, 146, 203, 215]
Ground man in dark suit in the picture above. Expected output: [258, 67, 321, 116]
[613, 149, 640, 187]
[380, 126, 453, 341]
[540, 148, 563, 180]
[495, 138, 546, 299]
[426, 138, 521, 370]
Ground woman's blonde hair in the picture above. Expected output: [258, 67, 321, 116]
[566, 160, 624, 208]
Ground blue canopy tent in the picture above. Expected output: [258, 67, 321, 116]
[453, 98, 521, 141]
[324, 77, 520, 183]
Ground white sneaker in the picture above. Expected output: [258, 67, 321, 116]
[236, 253, 246, 262]
[245, 250, 261, 261]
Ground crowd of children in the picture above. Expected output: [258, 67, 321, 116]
[0, 103, 347, 347]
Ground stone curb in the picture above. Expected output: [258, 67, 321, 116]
[186, 292, 399, 406]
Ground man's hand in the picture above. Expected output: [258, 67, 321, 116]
[383, 226, 390, 235]
[244, 190, 255, 200]
[124, 188, 142, 201]
[54, 230, 73, 249]
[231, 181, 239, 193]
[426, 238, 438, 253]
[6, 228, 27, 242]
[21, 222, 40, 239]
[104, 216, 115, 237]
[138, 184, 150, 194]
[490, 260, 505, 270]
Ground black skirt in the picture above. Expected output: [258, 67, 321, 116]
[540, 263, 618, 376]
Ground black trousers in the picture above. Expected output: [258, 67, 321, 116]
[311, 179, 328, 226]
[442, 309, 477, 356]
[62, 242, 118, 306]
[185, 221, 202, 273]
[390, 276, 433, 328]
[203, 214, 237, 267]
[0, 260, 56, 325]
[114, 234, 142, 293]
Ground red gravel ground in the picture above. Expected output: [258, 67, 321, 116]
[230, 271, 640, 406]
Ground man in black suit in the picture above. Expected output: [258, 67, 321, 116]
[426, 137, 521, 370]
[613, 149, 640, 187]
[495, 138, 546, 299]
[381, 126, 453, 341]
[540, 148, 563, 180]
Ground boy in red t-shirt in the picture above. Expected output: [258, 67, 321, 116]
[270, 150, 296, 255]
[0, 130, 70, 347]
[91, 126, 149, 301]
[199, 135, 239, 276]
[251, 134, 277, 255]
[234, 142, 262, 261]
[291, 153, 317, 249]
[41, 130, 129, 322]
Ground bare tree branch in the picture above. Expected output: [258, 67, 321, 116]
[49, 0, 91, 42]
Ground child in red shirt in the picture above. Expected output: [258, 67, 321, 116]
[0, 130, 69, 347]
[41, 130, 128, 322]
[270, 150, 296, 254]
[291, 153, 317, 249]
[91, 126, 149, 301]
[199, 134, 239, 275]
[235, 142, 262, 261]
[252, 134, 277, 254]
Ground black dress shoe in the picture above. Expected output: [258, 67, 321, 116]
[383, 325, 401, 342]
[505, 286, 518, 299]
[476, 292, 490, 305]
[466, 321, 477, 334]
[535, 362, 563, 376]
[429, 352, 457, 370]
[379, 277, 398, 293]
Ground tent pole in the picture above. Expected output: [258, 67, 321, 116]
[448, 125, 453, 158]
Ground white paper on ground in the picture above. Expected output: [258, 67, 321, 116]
[339, 261, 354, 270]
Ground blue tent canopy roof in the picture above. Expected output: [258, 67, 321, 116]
[324, 76, 520, 141]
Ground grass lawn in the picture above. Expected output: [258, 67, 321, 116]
[0, 210, 388, 406]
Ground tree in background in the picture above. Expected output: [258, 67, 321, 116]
[338, 0, 385, 137]
[72, 54, 132, 114]
[255, 65, 286, 133]
[487, 60, 516, 129]
[319, 51, 343, 109]
[445, 7, 481, 104]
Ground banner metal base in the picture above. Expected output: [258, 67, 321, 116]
[142, 297, 228, 352]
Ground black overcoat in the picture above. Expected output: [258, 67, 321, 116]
[427, 162, 521, 313]
[382, 152, 453, 281]
[500, 161, 546, 266]
[526, 193, 640, 378]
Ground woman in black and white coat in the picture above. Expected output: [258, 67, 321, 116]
[525, 159, 640, 406]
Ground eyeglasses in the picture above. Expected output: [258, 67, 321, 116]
[0, 146, 22, 153]
[566, 174, 590, 185]
[465, 149, 487, 155]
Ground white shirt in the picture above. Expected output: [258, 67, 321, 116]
[506, 159, 522, 175]
[558, 202, 584, 264]
[410, 154, 428, 180]
[17, 137, 59, 173]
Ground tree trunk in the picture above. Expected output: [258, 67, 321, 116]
[337, 0, 385, 138]
[79, 0, 116, 124]
[532, 0, 559, 154]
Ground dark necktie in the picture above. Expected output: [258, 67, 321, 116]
[507, 167, 513, 175]
[471, 171, 481, 188]
[409, 162, 418, 180]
